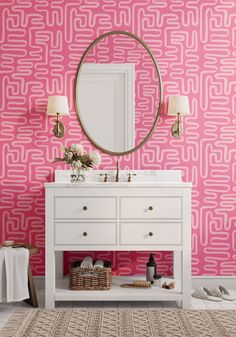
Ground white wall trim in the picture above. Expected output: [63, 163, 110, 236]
[192, 276, 236, 289]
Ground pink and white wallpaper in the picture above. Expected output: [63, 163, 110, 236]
[0, 0, 236, 276]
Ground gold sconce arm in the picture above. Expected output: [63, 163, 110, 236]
[171, 113, 182, 138]
[53, 113, 65, 138]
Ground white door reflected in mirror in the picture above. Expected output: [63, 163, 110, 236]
[78, 63, 135, 153]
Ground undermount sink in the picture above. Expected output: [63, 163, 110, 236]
[55, 170, 183, 183]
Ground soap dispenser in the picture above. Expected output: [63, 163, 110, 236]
[146, 254, 156, 284]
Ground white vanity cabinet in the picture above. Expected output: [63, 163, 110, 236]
[45, 180, 191, 309]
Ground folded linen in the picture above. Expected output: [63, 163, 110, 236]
[3, 247, 29, 302]
[94, 260, 104, 269]
[80, 256, 93, 268]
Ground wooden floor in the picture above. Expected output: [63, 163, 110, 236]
[1, 289, 236, 331]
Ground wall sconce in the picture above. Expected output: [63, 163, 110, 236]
[47, 95, 69, 138]
[167, 95, 190, 138]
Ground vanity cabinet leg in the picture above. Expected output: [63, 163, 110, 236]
[182, 297, 191, 309]
[45, 188, 56, 309]
[46, 250, 55, 309]
[176, 301, 182, 308]
[174, 251, 184, 308]
[181, 250, 191, 309]
[173, 251, 181, 280]
[56, 251, 64, 279]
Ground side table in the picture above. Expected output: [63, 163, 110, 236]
[23, 244, 39, 308]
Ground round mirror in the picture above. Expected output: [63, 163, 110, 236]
[75, 31, 162, 155]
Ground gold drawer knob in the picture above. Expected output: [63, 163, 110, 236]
[83, 206, 87, 211]
[148, 206, 153, 211]
[83, 232, 88, 237]
[148, 232, 153, 237]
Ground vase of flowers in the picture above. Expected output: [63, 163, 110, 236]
[54, 144, 101, 182]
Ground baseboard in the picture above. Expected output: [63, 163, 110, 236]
[34, 276, 236, 290]
[192, 276, 236, 289]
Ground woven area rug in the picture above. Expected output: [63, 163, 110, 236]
[1, 309, 236, 337]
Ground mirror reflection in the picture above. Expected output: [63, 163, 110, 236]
[75, 31, 162, 155]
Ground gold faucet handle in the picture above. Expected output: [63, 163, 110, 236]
[100, 173, 109, 182]
[127, 173, 137, 182]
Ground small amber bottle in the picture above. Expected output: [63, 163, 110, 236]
[146, 254, 157, 284]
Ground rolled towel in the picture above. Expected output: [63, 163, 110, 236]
[80, 256, 93, 268]
[94, 260, 104, 269]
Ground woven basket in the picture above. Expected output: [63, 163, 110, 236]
[69, 260, 112, 291]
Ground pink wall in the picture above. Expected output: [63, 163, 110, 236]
[1, 0, 236, 276]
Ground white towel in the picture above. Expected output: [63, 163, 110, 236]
[94, 260, 104, 269]
[3, 247, 29, 302]
[80, 256, 93, 268]
[0, 249, 7, 302]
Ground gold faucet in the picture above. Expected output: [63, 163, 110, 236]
[115, 160, 120, 182]
[99, 172, 109, 182]
[127, 172, 136, 182]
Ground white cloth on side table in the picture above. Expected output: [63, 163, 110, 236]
[0, 247, 29, 302]
[80, 256, 93, 268]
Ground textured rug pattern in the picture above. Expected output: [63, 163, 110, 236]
[1, 309, 236, 337]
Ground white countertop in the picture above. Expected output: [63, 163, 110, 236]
[45, 169, 192, 187]
[44, 181, 192, 188]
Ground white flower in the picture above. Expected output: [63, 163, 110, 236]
[70, 144, 84, 155]
[73, 160, 82, 170]
[89, 151, 101, 166]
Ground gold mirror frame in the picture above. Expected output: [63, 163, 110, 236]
[75, 30, 163, 156]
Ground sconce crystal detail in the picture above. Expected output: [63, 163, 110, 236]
[167, 95, 190, 138]
[47, 96, 70, 138]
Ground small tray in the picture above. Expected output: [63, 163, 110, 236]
[120, 280, 151, 288]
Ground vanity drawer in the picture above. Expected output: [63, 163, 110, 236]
[120, 197, 182, 220]
[120, 222, 182, 245]
[55, 197, 116, 219]
[55, 222, 117, 245]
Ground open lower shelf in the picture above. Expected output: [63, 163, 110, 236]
[55, 276, 182, 302]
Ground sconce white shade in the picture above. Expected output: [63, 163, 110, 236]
[47, 96, 70, 116]
[167, 95, 190, 116]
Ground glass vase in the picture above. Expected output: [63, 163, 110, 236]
[76, 170, 85, 182]
[70, 168, 85, 183]
[70, 167, 77, 182]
